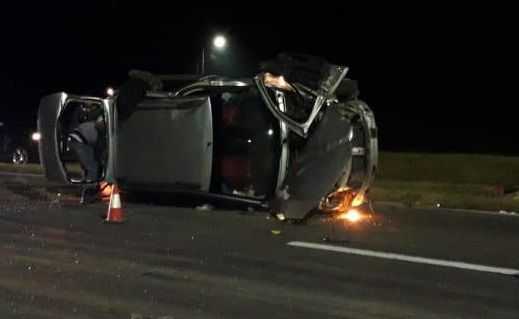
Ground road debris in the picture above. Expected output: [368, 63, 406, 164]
[275, 213, 285, 221]
[131, 313, 175, 319]
[318, 234, 350, 244]
[498, 210, 518, 216]
[195, 203, 213, 211]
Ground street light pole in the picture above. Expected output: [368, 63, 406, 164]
[201, 48, 205, 75]
[199, 34, 226, 75]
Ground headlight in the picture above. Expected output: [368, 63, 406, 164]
[263, 72, 294, 91]
[31, 132, 41, 141]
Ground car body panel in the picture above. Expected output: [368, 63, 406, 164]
[273, 103, 353, 220]
[116, 96, 213, 191]
[37, 93, 68, 183]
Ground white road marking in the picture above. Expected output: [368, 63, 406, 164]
[443, 207, 519, 217]
[287, 241, 519, 276]
[0, 171, 43, 178]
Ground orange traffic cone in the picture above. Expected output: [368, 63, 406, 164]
[104, 184, 125, 224]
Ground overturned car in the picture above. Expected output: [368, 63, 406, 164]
[38, 54, 378, 221]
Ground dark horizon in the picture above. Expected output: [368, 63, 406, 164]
[0, 2, 514, 155]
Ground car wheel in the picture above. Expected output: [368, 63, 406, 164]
[10, 146, 29, 165]
[318, 188, 356, 213]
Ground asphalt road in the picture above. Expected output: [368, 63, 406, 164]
[0, 171, 518, 318]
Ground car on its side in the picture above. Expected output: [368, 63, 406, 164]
[37, 54, 378, 222]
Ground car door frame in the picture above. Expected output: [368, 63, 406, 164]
[37, 92, 115, 184]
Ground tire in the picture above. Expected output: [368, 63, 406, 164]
[9, 145, 29, 165]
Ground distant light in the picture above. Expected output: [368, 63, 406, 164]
[338, 209, 362, 223]
[267, 129, 274, 136]
[213, 35, 227, 49]
[275, 213, 286, 221]
[31, 132, 41, 141]
[247, 139, 252, 143]
[106, 87, 115, 96]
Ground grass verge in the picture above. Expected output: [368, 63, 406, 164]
[373, 152, 519, 212]
[0, 163, 43, 174]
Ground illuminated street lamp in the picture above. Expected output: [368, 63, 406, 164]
[201, 34, 227, 75]
[213, 35, 227, 49]
[106, 87, 115, 97]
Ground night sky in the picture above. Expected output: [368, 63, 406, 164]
[0, 2, 514, 154]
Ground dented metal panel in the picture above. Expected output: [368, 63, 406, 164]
[273, 103, 353, 220]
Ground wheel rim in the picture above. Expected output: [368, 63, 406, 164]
[11, 147, 28, 165]
[319, 188, 356, 212]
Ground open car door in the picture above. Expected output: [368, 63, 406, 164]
[37, 92, 115, 184]
[273, 103, 353, 220]
[256, 55, 354, 220]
